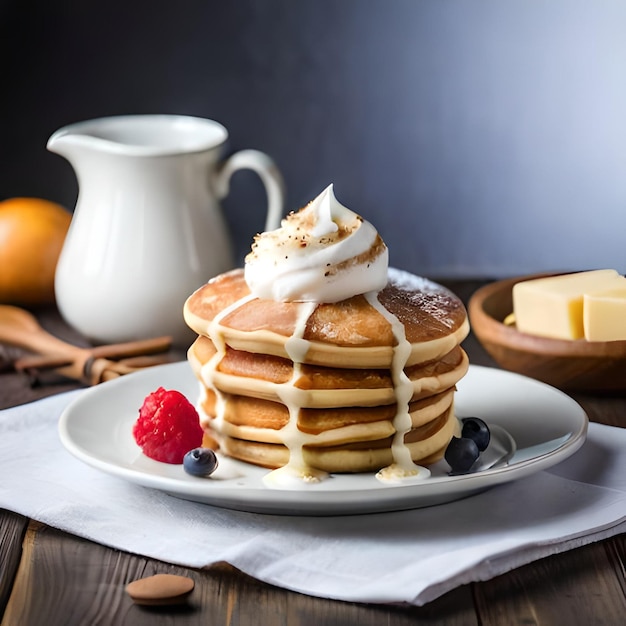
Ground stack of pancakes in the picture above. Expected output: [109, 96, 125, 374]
[184, 267, 469, 474]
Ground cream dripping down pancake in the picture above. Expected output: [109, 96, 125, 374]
[184, 184, 470, 484]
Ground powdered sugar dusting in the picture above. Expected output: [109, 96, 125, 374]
[386, 268, 461, 329]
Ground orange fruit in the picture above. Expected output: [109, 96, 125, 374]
[0, 197, 72, 305]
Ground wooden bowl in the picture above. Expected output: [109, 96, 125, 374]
[468, 274, 626, 393]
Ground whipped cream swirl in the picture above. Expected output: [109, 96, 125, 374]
[244, 184, 388, 302]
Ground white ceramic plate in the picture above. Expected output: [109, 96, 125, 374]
[59, 362, 588, 515]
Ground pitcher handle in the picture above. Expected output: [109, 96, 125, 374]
[214, 149, 285, 232]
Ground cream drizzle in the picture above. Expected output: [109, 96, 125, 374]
[364, 291, 431, 483]
[264, 301, 329, 486]
[200, 293, 256, 435]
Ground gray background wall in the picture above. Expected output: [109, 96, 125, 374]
[1, 0, 624, 278]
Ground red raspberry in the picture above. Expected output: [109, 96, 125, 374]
[133, 387, 203, 464]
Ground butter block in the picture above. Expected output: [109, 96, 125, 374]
[583, 289, 626, 341]
[512, 269, 626, 340]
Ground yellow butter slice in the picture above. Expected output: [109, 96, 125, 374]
[583, 288, 626, 341]
[512, 269, 626, 340]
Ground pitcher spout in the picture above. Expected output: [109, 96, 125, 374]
[47, 128, 102, 161]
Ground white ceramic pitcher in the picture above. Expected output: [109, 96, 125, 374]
[48, 114, 285, 346]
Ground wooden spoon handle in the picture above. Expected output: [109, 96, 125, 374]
[0, 305, 83, 358]
[0, 306, 171, 358]
[0, 305, 174, 386]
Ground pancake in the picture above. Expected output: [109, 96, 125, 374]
[188, 338, 469, 408]
[184, 267, 469, 477]
[185, 269, 469, 368]
[217, 404, 459, 472]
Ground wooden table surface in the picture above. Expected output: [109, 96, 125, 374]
[1, 280, 625, 626]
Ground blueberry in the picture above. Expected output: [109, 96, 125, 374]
[461, 417, 491, 452]
[183, 448, 218, 477]
[445, 436, 480, 473]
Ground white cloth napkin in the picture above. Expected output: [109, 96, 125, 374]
[1, 390, 625, 607]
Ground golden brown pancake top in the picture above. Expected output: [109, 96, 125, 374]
[185, 268, 467, 347]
